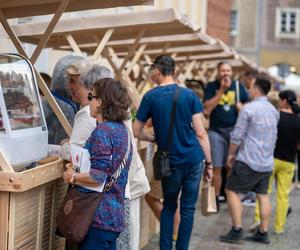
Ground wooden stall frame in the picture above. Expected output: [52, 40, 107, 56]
[0, 2, 72, 136]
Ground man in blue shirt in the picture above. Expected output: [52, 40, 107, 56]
[204, 62, 248, 209]
[133, 55, 213, 250]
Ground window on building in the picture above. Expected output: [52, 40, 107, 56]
[230, 10, 238, 36]
[276, 8, 299, 38]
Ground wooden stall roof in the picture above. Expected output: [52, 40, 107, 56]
[59, 32, 217, 55]
[0, 0, 154, 19]
[172, 48, 236, 62]
[9, 8, 201, 48]
[114, 40, 225, 58]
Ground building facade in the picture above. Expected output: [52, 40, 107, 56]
[260, 0, 300, 74]
[230, 0, 300, 74]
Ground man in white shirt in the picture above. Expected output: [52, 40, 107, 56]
[60, 60, 113, 160]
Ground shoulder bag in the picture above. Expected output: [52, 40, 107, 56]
[152, 85, 181, 180]
[56, 130, 131, 243]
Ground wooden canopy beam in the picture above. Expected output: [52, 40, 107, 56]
[184, 60, 197, 79]
[93, 29, 114, 60]
[65, 33, 83, 54]
[116, 28, 146, 79]
[0, 150, 14, 172]
[0, 9, 27, 57]
[123, 44, 147, 77]
[30, 0, 71, 64]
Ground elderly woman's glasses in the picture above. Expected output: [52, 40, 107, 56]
[88, 93, 97, 101]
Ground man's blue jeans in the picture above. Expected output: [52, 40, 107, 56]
[160, 162, 203, 250]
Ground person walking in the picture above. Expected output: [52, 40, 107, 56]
[252, 90, 300, 235]
[219, 76, 279, 244]
[133, 55, 213, 250]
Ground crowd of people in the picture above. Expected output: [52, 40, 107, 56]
[44, 53, 300, 250]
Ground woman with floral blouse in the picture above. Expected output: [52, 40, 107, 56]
[63, 78, 133, 250]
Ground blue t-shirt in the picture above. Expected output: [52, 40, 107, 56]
[204, 80, 248, 130]
[136, 84, 204, 166]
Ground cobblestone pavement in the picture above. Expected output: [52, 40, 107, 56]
[142, 187, 300, 250]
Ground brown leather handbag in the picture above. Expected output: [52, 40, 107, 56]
[56, 186, 103, 243]
[56, 131, 131, 243]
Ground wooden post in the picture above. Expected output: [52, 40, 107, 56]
[171, 53, 177, 60]
[0, 192, 9, 250]
[0, 9, 27, 58]
[8, 193, 16, 249]
[161, 42, 170, 54]
[209, 68, 218, 82]
[116, 29, 146, 79]
[35, 70, 72, 136]
[30, 0, 71, 64]
[92, 29, 114, 60]
[103, 48, 119, 74]
[184, 60, 196, 79]
[0, 150, 14, 172]
[65, 34, 83, 54]
[123, 44, 147, 77]
[137, 61, 154, 92]
[104, 47, 142, 108]
[36, 185, 46, 249]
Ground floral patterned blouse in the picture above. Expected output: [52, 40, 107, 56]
[78, 121, 132, 232]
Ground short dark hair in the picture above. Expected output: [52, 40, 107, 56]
[93, 78, 132, 122]
[217, 61, 232, 70]
[244, 70, 258, 79]
[151, 55, 175, 76]
[254, 75, 271, 95]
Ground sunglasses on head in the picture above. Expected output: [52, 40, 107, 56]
[88, 93, 97, 101]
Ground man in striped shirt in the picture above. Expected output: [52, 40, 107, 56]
[220, 76, 279, 244]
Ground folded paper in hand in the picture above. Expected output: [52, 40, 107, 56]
[70, 144, 106, 193]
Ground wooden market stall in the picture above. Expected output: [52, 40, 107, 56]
[6, 8, 219, 247]
[0, 1, 155, 250]
[1, 6, 276, 249]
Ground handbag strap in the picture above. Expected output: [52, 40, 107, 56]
[165, 85, 181, 151]
[104, 129, 131, 191]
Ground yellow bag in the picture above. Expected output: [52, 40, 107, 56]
[201, 180, 217, 216]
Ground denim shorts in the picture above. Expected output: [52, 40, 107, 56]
[208, 130, 229, 168]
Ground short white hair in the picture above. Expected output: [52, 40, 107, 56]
[80, 64, 114, 90]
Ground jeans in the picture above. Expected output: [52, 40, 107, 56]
[160, 162, 203, 250]
[79, 227, 120, 250]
